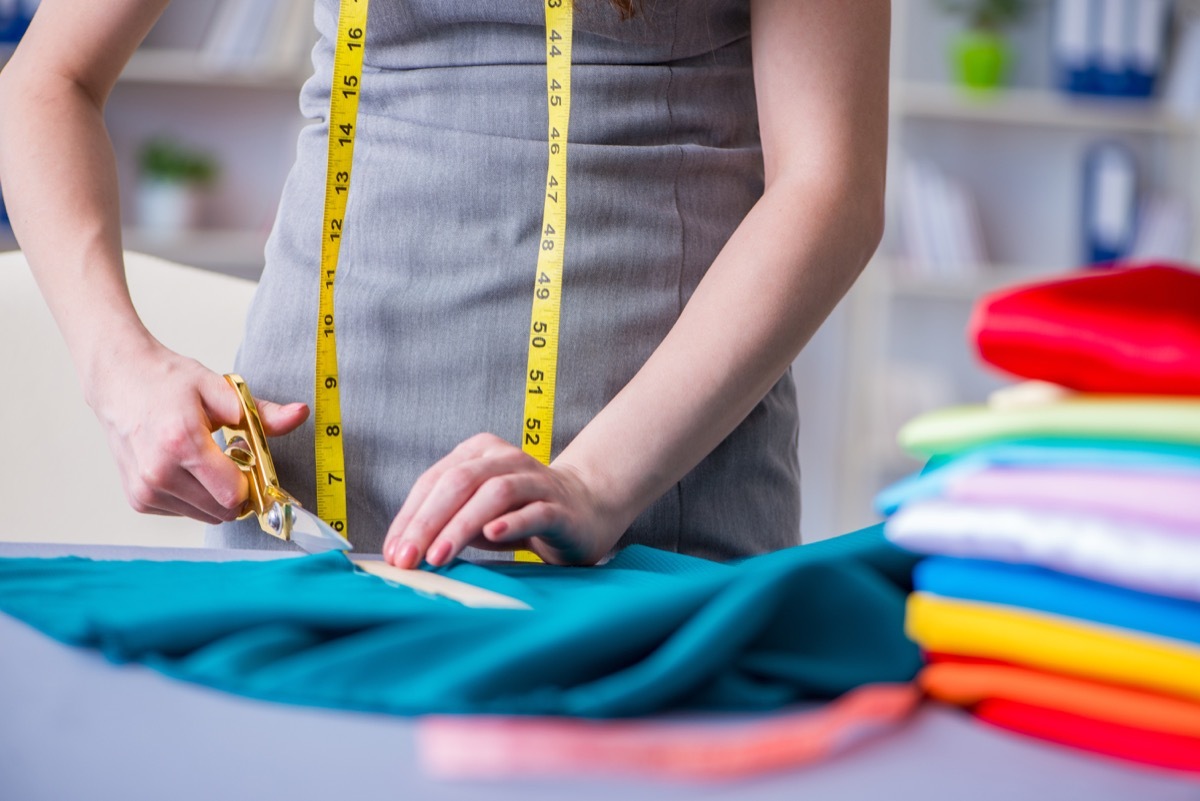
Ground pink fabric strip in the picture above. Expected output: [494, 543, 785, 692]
[944, 467, 1200, 533]
[416, 683, 919, 782]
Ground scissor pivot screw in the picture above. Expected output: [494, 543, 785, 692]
[266, 503, 284, 534]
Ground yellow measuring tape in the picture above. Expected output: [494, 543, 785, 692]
[515, 0, 574, 562]
[316, 0, 572, 555]
[314, 0, 369, 542]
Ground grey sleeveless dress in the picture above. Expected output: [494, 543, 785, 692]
[206, 0, 800, 560]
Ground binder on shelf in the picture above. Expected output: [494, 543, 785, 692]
[1128, 0, 1170, 97]
[0, 0, 38, 43]
[202, 0, 292, 71]
[1129, 195, 1192, 262]
[1082, 141, 1139, 265]
[1094, 0, 1130, 95]
[1053, 0, 1171, 99]
[1165, 19, 1200, 117]
[899, 158, 987, 282]
[1053, 0, 1093, 93]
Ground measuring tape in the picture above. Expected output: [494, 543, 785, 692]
[515, 0, 574, 562]
[315, 0, 572, 555]
[313, 0, 369, 542]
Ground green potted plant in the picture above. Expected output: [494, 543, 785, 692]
[136, 137, 219, 238]
[935, 0, 1031, 91]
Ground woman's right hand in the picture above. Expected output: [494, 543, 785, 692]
[0, 0, 311, 527]
[85, 333, 309, 525]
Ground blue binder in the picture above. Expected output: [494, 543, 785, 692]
[1054, 0, 1171, 99]
[1082, 141, 1139, 265]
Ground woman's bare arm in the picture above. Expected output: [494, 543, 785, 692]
[0, 0, 307, 524]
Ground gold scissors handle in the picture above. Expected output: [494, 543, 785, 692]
[222, 373, 299, 542]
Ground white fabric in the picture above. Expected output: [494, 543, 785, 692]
[885, 499, 1200, 601]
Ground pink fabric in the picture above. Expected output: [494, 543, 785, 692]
[417, 683, 920, 781]
[943, 467, 1200, 533]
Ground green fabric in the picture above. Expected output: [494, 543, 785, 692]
[899, 398, 1200, 457]
[0, 527, 919, 718]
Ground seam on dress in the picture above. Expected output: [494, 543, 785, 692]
[667, 1, 684, 555]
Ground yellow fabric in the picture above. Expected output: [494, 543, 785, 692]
[907, 593, 1200, 702]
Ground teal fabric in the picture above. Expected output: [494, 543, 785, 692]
[0, 527, 919, 718]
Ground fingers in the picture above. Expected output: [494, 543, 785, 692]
[121, 424, 246, 521]
[482, 501, 563, 545]
[483, 501, 595, 565]
[198, 372, 245, 428]
[419, 473, 543, 566]
[384, 434, 519, 566]
[258, 399, 309, 436]
[122, 372, 303, 524]
[189, 372, 305, 514]
[198, 372, 308, 436]
[118, 446, 231, 525]
[382, 435, 612, 569]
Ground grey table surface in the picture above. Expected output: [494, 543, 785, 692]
[0, 541, 1196, 801]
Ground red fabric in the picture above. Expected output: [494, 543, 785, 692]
[969, 263, 1200, 395]
[977, 697, 1200, 775]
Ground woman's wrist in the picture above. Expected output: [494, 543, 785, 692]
[72, 314, 159, 409]
[551, 451, 643, 557]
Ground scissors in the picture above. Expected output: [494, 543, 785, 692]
[221, 374, 352, 554]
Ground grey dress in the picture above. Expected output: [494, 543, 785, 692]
[206, 0, 800, 560]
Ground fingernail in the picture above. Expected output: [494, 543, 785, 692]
[428, 541, 451, 567]
[487, 521, 508, 539]
[397, 542, 418, 569]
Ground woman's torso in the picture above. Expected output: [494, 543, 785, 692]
[207, 0, 800, 559]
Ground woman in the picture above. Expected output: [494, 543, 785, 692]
[0, 0, 888, 567]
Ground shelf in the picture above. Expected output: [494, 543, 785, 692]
[0, 226, 266, 280]
[895, 82, 1197, 136]
[122, 227, 267, 279]
[121, 49, 307, 90]
[0, 44, 305, 89]
[871, 259, 1061, 300]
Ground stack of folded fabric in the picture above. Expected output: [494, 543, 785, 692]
[878, 263, 1200, 775]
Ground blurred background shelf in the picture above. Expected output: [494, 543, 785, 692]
[896, 81, 1197, 135]
[120, 227, 268, 280]
[0, 227, 267, 281]
[817, 0, 1200, 539]
[871, 260, 1061, 300]
[121, 48, 307, 89]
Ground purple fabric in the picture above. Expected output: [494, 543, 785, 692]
[942, 467, 1200, 533]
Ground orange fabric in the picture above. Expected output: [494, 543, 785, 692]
[920, 660, 1200, 738]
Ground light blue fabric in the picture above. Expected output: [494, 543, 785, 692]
[877, 438, 1200, 516]
[915, 557, 1200, 646]
[0, 527, 919, 718]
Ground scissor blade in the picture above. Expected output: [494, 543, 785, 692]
[290, 507, 353, 554]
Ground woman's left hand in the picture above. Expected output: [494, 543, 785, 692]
[382, 433, 622, 569]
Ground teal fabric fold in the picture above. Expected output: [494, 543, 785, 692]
[0, 526, 920, 718]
